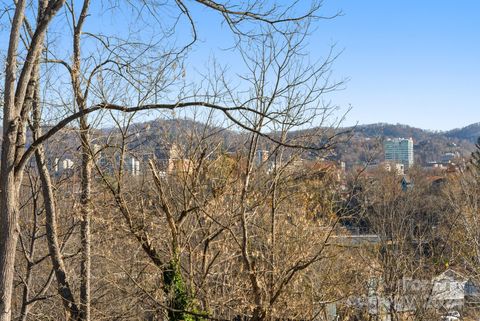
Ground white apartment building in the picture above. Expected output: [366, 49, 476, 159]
[384, 137, 414, 169]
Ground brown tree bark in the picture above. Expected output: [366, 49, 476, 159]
[30, 56, 81, 319]
[70, 1, 92, 318]
[0, 2, 26, 320]
[0, 1, 65, 320]
[35, 146, 81, 320]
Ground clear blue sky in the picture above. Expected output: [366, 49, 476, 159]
[307, 1, 480, 130]
[175, 1, 480, 131]
[13, 1, 477, 130]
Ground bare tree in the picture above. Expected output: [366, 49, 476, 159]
[0, 1, 341, 320]
[354, 168, 452, 321]
[0, 1, 65, 320]
[445, 143, 480, 318]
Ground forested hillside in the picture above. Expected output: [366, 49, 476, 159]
[102, 119, 477, 167]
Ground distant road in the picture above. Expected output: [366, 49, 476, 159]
[329, 234, 380, 246]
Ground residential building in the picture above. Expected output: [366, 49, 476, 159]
[366, 161, 405, 175]
[53, 157, 74, 174]
[431, 269, 476, 310]
[441, 152, 459, 164]
[125, 155, 141, 176]
[363, 269, 480, 320]
[401, 176, 413, 191]
[384, 137, 414, 169]
[255, 149, 269, 166]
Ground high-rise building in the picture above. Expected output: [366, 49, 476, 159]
[384, 138, 414, 169]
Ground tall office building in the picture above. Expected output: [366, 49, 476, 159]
[384, 138, 414, 169]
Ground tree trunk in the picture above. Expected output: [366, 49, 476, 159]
[71, 2, 92, 317]
[18, 174, 41, 321]
[0, 1, 26, 319]
[31, 56, 80, 319]
[0, 165, 20, 321]
[35, 147, 81, 320]
[1, 0, 65, 318]
[79, 130, 92, 321]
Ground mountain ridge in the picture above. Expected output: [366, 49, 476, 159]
[1, 120, 477, 167]
[342, 122, 480, 143]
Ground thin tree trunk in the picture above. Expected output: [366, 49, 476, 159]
[28, 0, 79, 318]
[71, 1, 92, 318]
[30, 53, 80, 319]
[0, 1, 27, 320]
[18, 174, 40, 321]
[79, 130, 92, 321]
[35, 147, 81, 320]
[240, 133, 265, 320]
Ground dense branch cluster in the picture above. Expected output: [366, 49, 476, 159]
[0, 1, 479, 321]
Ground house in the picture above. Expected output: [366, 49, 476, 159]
[143, 143, 194, 175]
[53, 157, 75, 175]
[401, 176, 413, 191]
[366, 161, 405, 175]
[431, 269, 480, 311]
[362, 269, 480, 320]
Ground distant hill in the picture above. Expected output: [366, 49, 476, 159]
[2, 119, 478, 168]
[349, 123, 439, 142]
[128, 120, 478, 166]
[445, 122, 480, 142]
[333, 123, 477, 167]
[349, 121, 480, 144]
